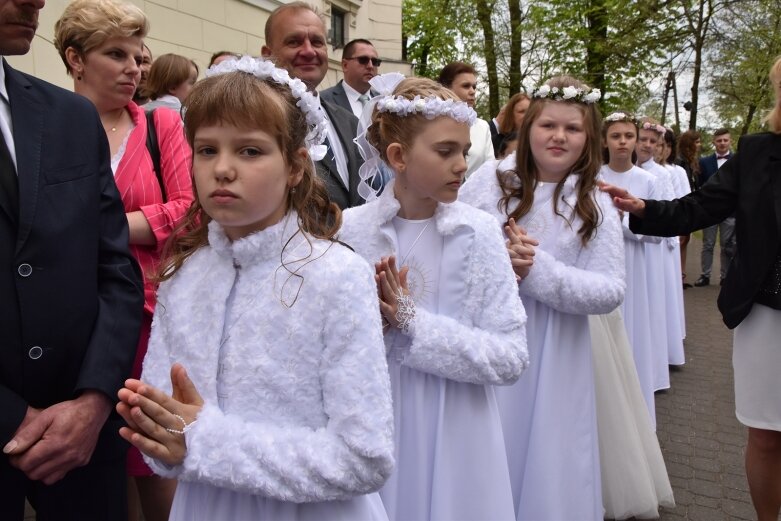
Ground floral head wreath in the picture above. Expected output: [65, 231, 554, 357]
[354, 72, 478, 201]
[206, 55, 328, 161]
[604, 112, 638, 125]
[639, 120, 666, 134]
[531, 83, 601, 104]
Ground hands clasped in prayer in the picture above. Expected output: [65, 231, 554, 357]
[505, 218, 538, 281]
[117, 364, 203, 467]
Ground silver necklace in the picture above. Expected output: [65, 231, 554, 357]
[398, 219, 432, 266]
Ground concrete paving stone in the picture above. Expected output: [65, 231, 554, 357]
[693, 469, 720, 482]
[687, 504, 728, 521]
[722, 472, 750, 492]
[693, 494, 720, 508]
[690, 479, 723, 499]
[690, 456, 721, 473]
[722, 499, 756, 520]
[666, 461, 695, 479]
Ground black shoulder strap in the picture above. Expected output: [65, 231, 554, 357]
[145, 109, 166, 202]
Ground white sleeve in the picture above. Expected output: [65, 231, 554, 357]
[519, 192, 626, 314]
[401, 219, 528, 385]
[139, 282, 187, 479]
[169, 260, 395, 501]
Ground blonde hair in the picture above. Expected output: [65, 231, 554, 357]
[764, 56, 781, 133]
[143, 53, 198, 100]
[499, 75, 604, 246]
[366, 77, 462, 164]
[54, 0, 148, 75]
[158, 71, 340, 281]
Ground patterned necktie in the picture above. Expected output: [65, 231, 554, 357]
[358, 94, 371, 107]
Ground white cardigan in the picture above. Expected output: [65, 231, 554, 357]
[460, 154, 625, 314]
[338, 181, 529, 385]
[141, 215, 394, 502]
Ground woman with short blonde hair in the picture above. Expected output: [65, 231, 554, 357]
[54, 2, 193, 520]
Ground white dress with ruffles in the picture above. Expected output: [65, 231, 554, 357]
[141, 214, 394, 521]
[461, 154, 625, 521]
[340, 182, 529, 521]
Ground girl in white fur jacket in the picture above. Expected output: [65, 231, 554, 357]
[460, 75, 625, 520]
[340, 75, 528, 521]
[116, 58, 394, 521]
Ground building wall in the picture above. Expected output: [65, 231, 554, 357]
[7, 0, 411, 90]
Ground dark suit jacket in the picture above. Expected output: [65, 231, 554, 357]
[320, 80, 353, 115]
[630, 132, 781, 329]
[699, 151, 732, 186]
[0, 62, 144, 444]
[318, 100, 364, 209]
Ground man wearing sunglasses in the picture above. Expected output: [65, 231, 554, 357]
[321, 38, 381, 119]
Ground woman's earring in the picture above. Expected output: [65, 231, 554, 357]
[291, 187, 297, 194]
[76, 70, 82, 81]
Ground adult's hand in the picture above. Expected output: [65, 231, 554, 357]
[598, 181, 646, 218]
[3, 391, 112, 485]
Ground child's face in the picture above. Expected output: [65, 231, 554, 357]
[654, 140, 667, 164]
[636, 129, 659, 164]
[193, 123, 302, 241]
[529, 102, 586, 182]
[395, 117, 470, 205]
[605, 122, 637, 164]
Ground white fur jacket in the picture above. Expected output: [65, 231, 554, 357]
[460, 154, 625, 315]
[338, 181, 529, 386]
[141, 214, 394, 502]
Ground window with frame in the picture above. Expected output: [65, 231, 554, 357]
[330, 7, 346, 49]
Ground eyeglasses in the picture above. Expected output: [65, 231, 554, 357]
[345, 56, 382, 67]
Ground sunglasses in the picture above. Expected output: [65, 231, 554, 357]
[346, 56, 382, 67]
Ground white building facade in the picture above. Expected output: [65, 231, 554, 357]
[8, 0, 411, 90]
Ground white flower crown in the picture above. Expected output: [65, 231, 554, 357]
[532, 84, 601, 104]
[375, 95, 477, 125]
[605, 112, 636, 123]
[206, 55, 329, 161]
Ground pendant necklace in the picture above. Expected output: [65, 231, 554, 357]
[398, 219, 432, 266]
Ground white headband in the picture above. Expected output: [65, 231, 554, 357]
[206, 55, 328, 161]
[531, 84, 601, 104]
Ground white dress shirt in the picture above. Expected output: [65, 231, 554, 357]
[0, 59, 18, 171]
[315, 94, 351, 189]
[341, 80, 371, 119]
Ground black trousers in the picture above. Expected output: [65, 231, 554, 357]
[0, 418, 128, 521]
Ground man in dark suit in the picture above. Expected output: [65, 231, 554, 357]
[695, 128, 735, 286]
[321, 38, 380, 119]
[0, 1, 144, 519]
[261, 2, 364, 209]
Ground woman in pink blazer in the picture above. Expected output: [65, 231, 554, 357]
[54, 2, 193, 520]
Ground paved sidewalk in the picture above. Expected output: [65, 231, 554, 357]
[656, 236, 761, 521]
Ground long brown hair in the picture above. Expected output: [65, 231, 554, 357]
[498, 75, 603, 246]
[677, 130, 701, 176]
[158, 71, 340, 281]
[499, 92, 531, 135]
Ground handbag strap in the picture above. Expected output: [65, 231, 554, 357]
[145, 109, 166, 202]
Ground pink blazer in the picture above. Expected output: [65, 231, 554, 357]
[114, 102, 193, 316]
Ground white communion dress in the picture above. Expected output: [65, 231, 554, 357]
[141, 214, 394, 521]
[589, 310, 675, 519]
[461, 155, 625, 521]
[340, 181, 529, 521]
[600, 164, 663, 426]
